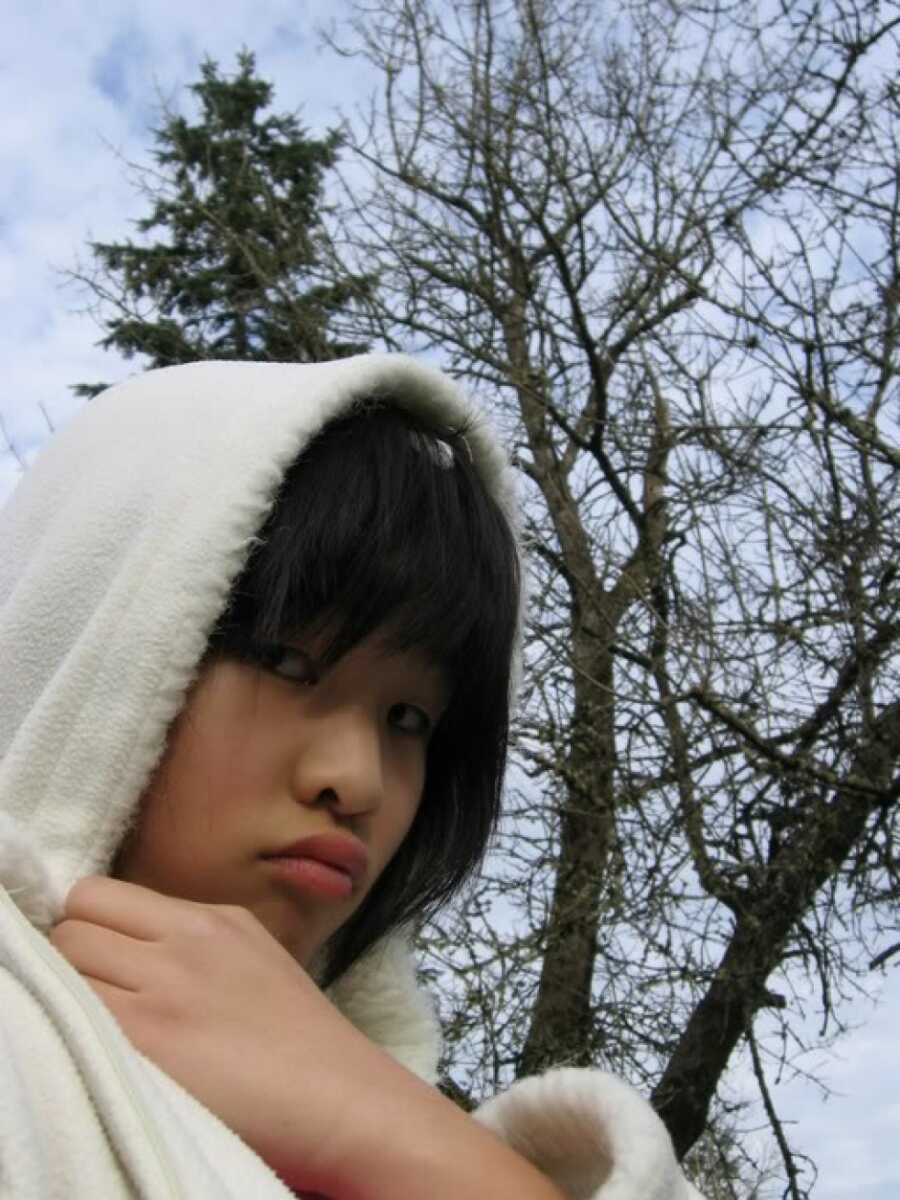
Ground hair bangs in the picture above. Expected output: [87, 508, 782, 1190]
[220, 403, 518, 702]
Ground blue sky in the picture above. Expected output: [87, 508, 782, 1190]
[1, 3, 898, 1196]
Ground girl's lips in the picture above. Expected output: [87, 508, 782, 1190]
[262, 832, 369, 900]
[265, 855, 355, 900]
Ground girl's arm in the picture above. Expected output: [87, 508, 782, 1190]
[52, 878, 697, 1199]
[50, 877, 567, 1200]
[258, 1027, 568, 1200]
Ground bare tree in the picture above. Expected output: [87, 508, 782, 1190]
[326, 0, 900, 1193]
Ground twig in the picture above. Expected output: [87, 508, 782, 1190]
[746, 1025, 807, 1200]
[869, 941, 900, 971]
[0, 410, 26, 469]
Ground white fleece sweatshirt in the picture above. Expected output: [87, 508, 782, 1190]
[0, 355, 700, 1200]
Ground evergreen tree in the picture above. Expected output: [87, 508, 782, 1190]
[74, 51, 369, 396]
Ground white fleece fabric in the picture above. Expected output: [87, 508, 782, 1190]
[0, 355, 700, 1200]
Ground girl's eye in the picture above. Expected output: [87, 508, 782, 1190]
[389, 703, 433, 738]
[260, 645, 319, 685]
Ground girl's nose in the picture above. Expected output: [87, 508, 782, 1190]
[291, 707, 384, 820]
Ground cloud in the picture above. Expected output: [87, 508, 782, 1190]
[91, 23, 150, 108]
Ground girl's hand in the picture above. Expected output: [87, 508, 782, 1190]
[50, 876, 569, 1200]
[49, 876, 379, 1193]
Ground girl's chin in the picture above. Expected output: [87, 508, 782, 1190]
[255, 909, 329, 971]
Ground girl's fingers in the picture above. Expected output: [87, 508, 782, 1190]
[50, 918, 145, 991]
[62, 874, 195, 941]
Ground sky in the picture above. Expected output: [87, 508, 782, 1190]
[1, 2, 898, 1196]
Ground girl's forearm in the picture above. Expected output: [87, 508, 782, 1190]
[267, 1037, 566, 1200]
[337, 1067, 566, 1200]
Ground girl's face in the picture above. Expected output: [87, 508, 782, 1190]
[114, 630, 449, 969]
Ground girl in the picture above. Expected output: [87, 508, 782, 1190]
[0, 355, 700, 1199]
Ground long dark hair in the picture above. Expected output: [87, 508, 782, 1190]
[209, 399, 520, 986]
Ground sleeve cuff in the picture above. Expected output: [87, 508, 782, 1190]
[472, 1067, 704, 1200]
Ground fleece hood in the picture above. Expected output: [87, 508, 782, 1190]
[0, 354, 519, 1078]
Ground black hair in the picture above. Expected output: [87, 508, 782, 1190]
[209, 398, 520, 987]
